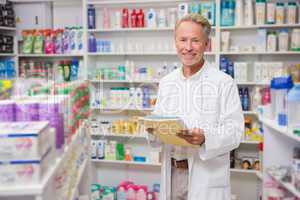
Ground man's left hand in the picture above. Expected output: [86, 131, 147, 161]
[177, 128, 205, 145]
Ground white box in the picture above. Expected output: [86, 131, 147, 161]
[0, 147, 53, 187]
[0, 121, 55, 161]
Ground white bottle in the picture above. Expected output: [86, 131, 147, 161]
[278, 29, 289, 51]
[168, 8, 177, 28]
[158, 9, 167, 28]
[267, 31, 277, 52]
[147, 8, 157, 28]
[245, 0, 254, 25]
[178, 3, 188, 19]
[255, 0, 266, 25]
[114, 10, 121, 29]
[252, 87, 261, 111]
[129, 87, 135, 108]
[135, 87, 143, 108]
[291, 29, 300, 51]
[91, 140, 97, 159]
[266, 2, 275, 24]
[235, 0, 243, 26]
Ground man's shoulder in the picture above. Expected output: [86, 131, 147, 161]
[159, 68, 181, 84]
[205, 66, 234, 85]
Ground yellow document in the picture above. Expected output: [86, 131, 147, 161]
[140, 115, 198, 147]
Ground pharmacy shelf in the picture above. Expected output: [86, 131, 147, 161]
[221, 51, 300, 55]
[90, 79, 160, 84]
[0, 53, 16, 57]
[88, 0, 204, 5]
[18, 53, 84, 58]
[259, 116, 300, 143]
[87, 52, 215, 56]
[256, 171, 263, 181]
[88, 27, 174, 32]
[240, 140, 260, 144]
[92, 159, 161, 167]
[267, 171, 300, 198]
[0, 123, 85, 196]
[91, 133, 147, 139]
[220, 24, 300, 30]
[236, 81, 269, 86]
[0, 26, 16, 31]
[69, 159, 88, 200]
[230, 169, 259, 174]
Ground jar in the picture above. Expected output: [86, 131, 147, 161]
[266, 2, 275, 24]
[275, 2, 285, 24]
[255, 0, 266, 25]
[287, 2, 297, 24]
[291, 29, 300, 51]
[278, 29, 289, 51]
[267, 31, 277, 52]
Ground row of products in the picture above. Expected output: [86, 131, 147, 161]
[88, 34, 215, 53]
[88, 2, 215, 30]
[90, 117, 140, 136]
[230, 151, 261, 171]
[21, 27, 84, 54]
[0, 59, 15, 79]
[221, 0, 300, 26]
[19, 59, 81, 82]
[0, 1, 15, 27]
[90, 61, 181, 81]
[222, 28, 300, 53]
[0, 34, 13, 53]
[91, 182, 160, 200]
[91, 139, 160, 164]
[92, 86, 156, 110]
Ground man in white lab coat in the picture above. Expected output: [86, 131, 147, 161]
[148, 14, 244, 200]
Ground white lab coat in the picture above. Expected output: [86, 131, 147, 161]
[149, 62, 244, 200]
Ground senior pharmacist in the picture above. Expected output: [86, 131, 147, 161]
[148, 14, 244, 200]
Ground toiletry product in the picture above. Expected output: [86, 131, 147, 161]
[235, 0, 243, 26]
[287, 2, 297, 24]
[146, 8, 156, 28]
[88, 5, 96, 29]
[137, 9, 144, 27]
[291, 29, 300, 51]
[267, 31, 277, 52]
[245, 0, 254, 25]
[278, 29, 289, 51]
[158, 9, 166, 28]
[131, 9, 137, 28]
[266, 1, 275, 24]
[255, 0, 266, 25]
[276, 2, 285, 24]
[122, 8, 129, 28]
[178, 3, 188, 19]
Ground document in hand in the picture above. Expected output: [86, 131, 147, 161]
[140, 115, 198, 147]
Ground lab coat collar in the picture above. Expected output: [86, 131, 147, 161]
[179, 60, 209, 81]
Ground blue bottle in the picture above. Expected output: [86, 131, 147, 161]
[221, 0, 235, 26]
[239, 88, 244, 106]
[243, 88, 250, 111]
[220, 56, 228, 74]
[88, 34, 97, 52]
[88, 5, 96, 29]
[227, 61, 234, 78]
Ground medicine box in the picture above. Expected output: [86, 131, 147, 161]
[0, 121, 55, 161]
[0, 146, 53, 187]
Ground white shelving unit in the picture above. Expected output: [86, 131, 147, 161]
[0, 122, 90, 200]
[18, 54, 84, 58]
[92, 159, 162, 167]
[220, 24, 300, 30]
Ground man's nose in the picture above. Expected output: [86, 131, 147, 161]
[185, 41, 192, 51]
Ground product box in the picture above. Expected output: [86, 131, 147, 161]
[256, 29, 267, 52]
[0, 146, 53, 187]
[0, 121, 55, 161]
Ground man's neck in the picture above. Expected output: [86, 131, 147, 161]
[183, 59, 205, 78]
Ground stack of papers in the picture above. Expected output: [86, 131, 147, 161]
[140, 115, 198, 147]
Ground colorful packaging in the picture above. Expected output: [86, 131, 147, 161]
[69, 27, 77, 53]
[33, 30, 44, 54]
[44, 29, 55, 54]
[22, 30, 34, 54]
[63, 28, 70, 53]
[15, 100, 39, 121]
[55, 29, 64, 54]
[0, 100, 15, 121]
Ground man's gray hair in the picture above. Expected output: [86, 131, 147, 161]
[175, 14, 211, 39]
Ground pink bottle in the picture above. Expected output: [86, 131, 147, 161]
[262, 87, 271, 105]
[126, 184, 137, 200]
[122, 8, 129, 28]
[103, 8, 110, 29]
[131, 9, 137, 28]
[44, 29, 54, 54]
[136, 185, 147, 200]
[137, 9, 144, 27]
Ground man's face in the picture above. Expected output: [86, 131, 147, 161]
[175, 21, 208, 68]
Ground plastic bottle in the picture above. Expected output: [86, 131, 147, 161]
[267, 31, 277, 52]
[126, 185, 137, 200]
[44, 29, 54, 54]
[244, 0, 254, 25]
[287, 2, 297, 24]
[147, 8, 157, 28]
[88, 33, 97, 52]
[137, 9, 144, 28]
[227, 61, 234, 78]
[275, 2, 285, 24]
[287, 83, 300, 134]
[278, 29, 289, 51]
[158, 9, 166, 28]
[88, 5, 96, 29]
[255, 0, 266, 25]
[122, 8, 129, 28]
[266, 1, 275, 24]
[235, 0, 243, 26]
[131, 9, 137, 28]
[135, 87, 143, 108]
[262, 87, 271, 105]
[114, 10, 121, 28]
[243, 88, 250, 111]
[117, 185, 126, 200]
[136, 186, 147, 200]
[178, 3, 188, 19]
[291, 29, 300, 51]
[239, 88, 244, 106]
[221, 1, 235, 26]
[55, 29, 63, 54]
[103, 8, 110, 29]
[252, 87, 261, 110]
[168, 8, 177, 28]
